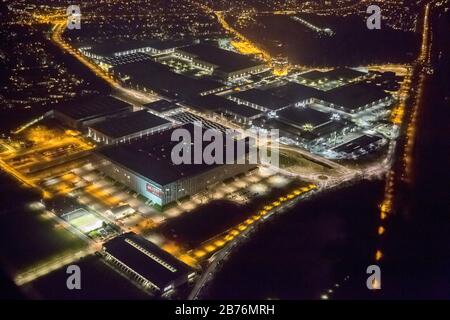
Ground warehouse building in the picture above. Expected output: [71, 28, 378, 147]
[297, 67, 369, 90]
[228, 88, 291, 113]
[112, 60, 226, 99]
[103, 232, 196, 294]
[80, 39, 192, 61]
[53, 96, 132, 130]
[88, 110, 172, 144]
[96, 124, 256, 207]
[277, 106, 334, 131]
[175, 43, 267, 81]
[168, 111, 229, 134]
[318, 82, 393, 115]
[332, 134, 385, 158]
[97, 53, 154, 70]
[185, 94, 228, 115]
[217, 100, 265, 125]
[79, 40, 155, 61]
[187, 94, 264, 125]
[265, 82, 322, 107]
[142, 100, 184, 116]
[255, 106, 352, 147]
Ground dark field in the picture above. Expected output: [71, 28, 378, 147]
[204, 181, 383, 299]
[234, 13, 419, 66]
[0, 176, 86, 275]
[25, 255, 151, 300]
[158, 179, 308, 248]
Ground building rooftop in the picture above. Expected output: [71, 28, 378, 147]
[322, 83, 391, 112]
[85, 39, 192, 57]
[220, 101, 265, 119]
[266, 82, 322, 104]
[113, 60, 224, 99]
[103, 232, 194, 291]
[185, 94, 224, 113]
[188, 94, 264, 118]
[261, 118, 346, 142]
[55, 96, 131, 121]
[142, 100, 180, 113]
[86, 40, 155, 57]
[97, 123, 250, 186]
[178, 43, 264, 73]
[310, 120, 348, 138]
[277, 106, 332, 128]
[333, 134, 383, 154]
[327, 68, 367, 80]
[298, 70, 324, 81]
[102, 52, 153, 67]
[230, 88, 291, 111]
[89, 110, 171, 139]
[169, 112, 230, 133]
[299, 67, 366, 82]
[148, 39, 193, 51]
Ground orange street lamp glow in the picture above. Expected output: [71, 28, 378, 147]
[375, 250, 383, 261]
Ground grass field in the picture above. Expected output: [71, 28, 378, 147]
[0, 209, 87, 274]
[279, 150, 333, 172]
[67, 209, 104, 233]
[26, 255, 150, 299]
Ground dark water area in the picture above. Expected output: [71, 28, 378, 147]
[238, 13, 419, 67]
[204, 181, 384, 299]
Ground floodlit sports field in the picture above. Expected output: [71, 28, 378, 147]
[64, 209, 103, 233]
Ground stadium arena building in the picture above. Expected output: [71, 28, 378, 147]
[96, 124, 256, 207]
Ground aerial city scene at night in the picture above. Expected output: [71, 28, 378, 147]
[0, 0, 449, 310]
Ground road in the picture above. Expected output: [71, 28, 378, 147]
[188, 188, 317, 300]
[187, 1, 432, 296]
[373, 0, 436, 262]
[48, 19, 160, 107]
[14, 210, 99, 286]
[22, 2, 430, 295]
[14, 248, 95, 286]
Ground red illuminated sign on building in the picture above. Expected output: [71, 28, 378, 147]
[146, 183, 163, 197]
